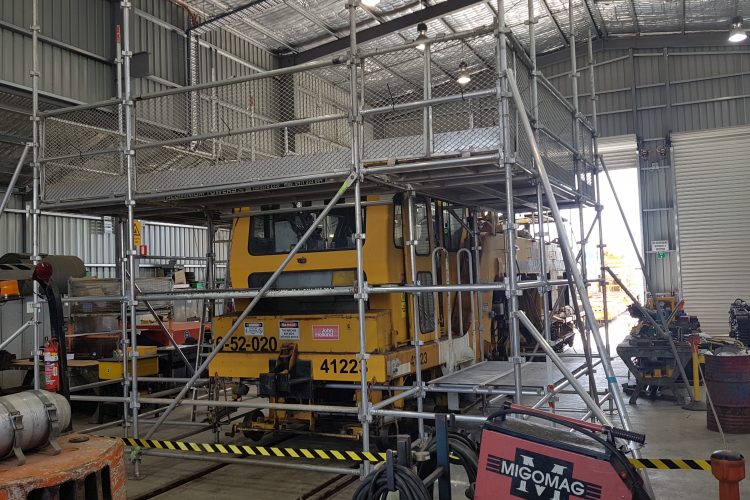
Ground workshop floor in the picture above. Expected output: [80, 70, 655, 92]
[96, 316, 748, 499]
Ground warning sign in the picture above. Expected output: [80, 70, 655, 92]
[312, 325, 340, 341]
[244, 322, 264, 337]
[279, 320, 300, 340]
[133, 220, 142, 247]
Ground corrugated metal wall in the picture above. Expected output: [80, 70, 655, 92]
[0, 194, 229, 365]
[0, 0, 113, 102]
[540, 45, 750, 140]
[1, 0, 278, 102]
[539, 44, 750, 296]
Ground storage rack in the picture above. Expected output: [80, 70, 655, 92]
[27, 0, 639, 478]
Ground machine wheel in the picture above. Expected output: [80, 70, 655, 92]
[242, 409, 266, 441]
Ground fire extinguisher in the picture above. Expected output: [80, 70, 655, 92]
[43, 337, 60, 392]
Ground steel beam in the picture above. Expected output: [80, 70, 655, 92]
[279, 0, 486, 67]
[539, 0, 569, 46]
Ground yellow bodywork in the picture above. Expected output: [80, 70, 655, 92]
[211, 311, 438, 382]
[99, 346, 159, 380]
[208, 195, 528, 383]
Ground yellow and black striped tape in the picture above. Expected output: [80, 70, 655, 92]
[120, 437, 712, 470]
[628, 458, 712, 471]
[121, 437, 387, 462]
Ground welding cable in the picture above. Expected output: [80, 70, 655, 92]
[352, 464, 431, 500]
[417, 433, 480, 484]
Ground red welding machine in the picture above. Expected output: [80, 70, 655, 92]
[474, 404, 652, 500]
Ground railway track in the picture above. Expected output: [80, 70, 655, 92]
[130, 430, 299, 500]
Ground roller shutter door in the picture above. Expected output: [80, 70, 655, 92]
[597, 134, 637, 171]
[672, 126, 750, 335]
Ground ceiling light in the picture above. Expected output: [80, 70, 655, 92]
[729, 16, 747, 43]
[456, 61, 471, 85]
[415, 22, 428, 51]
[361, 0, 380, 7]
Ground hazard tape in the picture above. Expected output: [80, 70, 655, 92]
[119, 437, 711, 470]
[628, 458, 712, 471]
[120, 437, 387, 462]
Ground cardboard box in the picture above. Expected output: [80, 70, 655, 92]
[174, 269, 187, 285]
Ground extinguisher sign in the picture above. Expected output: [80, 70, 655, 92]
[312, 325, 339, 340]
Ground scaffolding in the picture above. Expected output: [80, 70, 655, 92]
[26, 0, 648, 480]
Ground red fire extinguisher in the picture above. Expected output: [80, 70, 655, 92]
[43, 337, 60, 392]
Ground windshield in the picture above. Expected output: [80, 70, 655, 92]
[249, 207, 360, 255]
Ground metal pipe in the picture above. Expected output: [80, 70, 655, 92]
[136, 255, 209, 261]
[516, 311, 610, 424]
[79, 405, 165, 434]
[0, 321, 32, 352]
[363, 153, 500, 175]
[531, 359, 602, 409]
[423, 45, 433, 155]
[348, 0, 371, 460]
[431, 247, 451, 347]
[497, 0, 521, 404]
[72, 395, 360, 414]
[568, 0, 600, 416]
[457, 248, 477, 365]
[406, 191, 425, 438]
[471, 211, 485, 361]
[69, 378, 123, 393]
[192, 210, 214, 422]
[372, 408, 487, 424]
[143, 175, 355, 439]
[136, 288, 354, 302]
[506, 69, 644, 457]
[137, 377, 210, 383]
[361, 88, 496, 117]
[132, 112, 348, 152]
[116, 219, 130, 429]
[140, 449, 360, 476]
[537, 185, 555, 396]
[0, 145, 30, 219]
[132, 57, 345, 101]
[371, 386, 420, 411]
[589, 32, 609, 357]
[31, 0, 41, 392]
[122, 0, 140, 465]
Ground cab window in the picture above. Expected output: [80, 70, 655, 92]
[393, 200, 431, 255]
[249, 206, 361, 255]
[443, 208, 465, 251]
[417, 271, 435, 333]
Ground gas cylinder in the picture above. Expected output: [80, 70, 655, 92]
[43, 338, 59, 392]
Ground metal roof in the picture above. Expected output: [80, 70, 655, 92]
[180, 0, 750, 56]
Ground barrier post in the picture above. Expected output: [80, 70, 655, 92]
[711, 450, 745, 500]
[683, 334, 707, 411]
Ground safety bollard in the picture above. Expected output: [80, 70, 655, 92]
[683, 334, 707, 411]
[711, 450, 745, 500]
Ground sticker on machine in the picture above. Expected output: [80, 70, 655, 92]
[279, 320, 300, 340]
[312, 325, 340, 340]
[485, 448, 602, 500]
[244, 322, 264, 337]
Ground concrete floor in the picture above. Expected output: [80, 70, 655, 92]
[105, 316, 748, 499]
